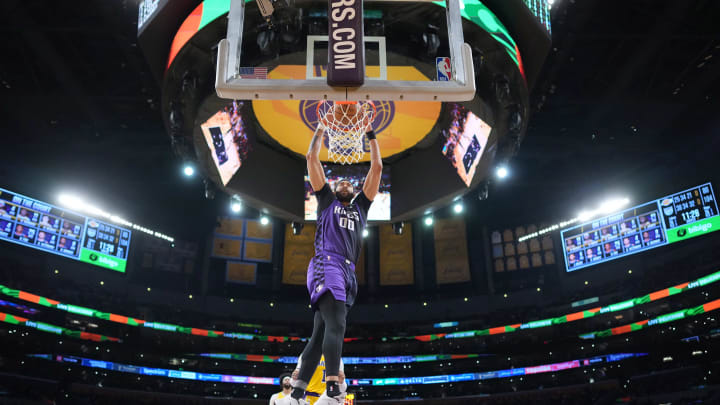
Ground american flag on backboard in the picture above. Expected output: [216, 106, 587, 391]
[238, 67, 268, 79]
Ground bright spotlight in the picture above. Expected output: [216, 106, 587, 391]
[453, 202, 464, 213]
[598, 198, 630, 214]
[260, 216, 270, 225]
[424, 216, 434, 226]
[496, 166, 509, 179]
[183, 164, 195, 177]
[577, 197, 630, 222]
[58, 193, 85, 210]
[362, 229, 369, 238]
[577, 211, 593, 222]
[230, 196, 242, 213]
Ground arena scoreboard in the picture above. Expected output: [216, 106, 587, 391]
[0, 188, 131, 272]
[561, 183, 719, 272]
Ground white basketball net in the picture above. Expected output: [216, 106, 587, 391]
[317, 101, 376, 165]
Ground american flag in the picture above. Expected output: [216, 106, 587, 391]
[238, 67, 268, 79]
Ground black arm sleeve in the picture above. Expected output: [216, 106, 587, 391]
[315, 183, 336, 216]
[353, 191, 373, 220]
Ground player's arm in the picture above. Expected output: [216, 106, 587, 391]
[306, 125, 327, 192]
[362, 125, 383, 201]
[268, 394, 277, 405]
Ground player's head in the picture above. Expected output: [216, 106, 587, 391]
[279, 373, 292, 390]
[15, 224, 24, 234]
[334, 179, 355, 203]
[38, 231, 46, 240]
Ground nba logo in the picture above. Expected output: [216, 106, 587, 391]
[436, 57, 452, 81]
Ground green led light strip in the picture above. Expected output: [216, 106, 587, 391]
[0, 311, 121, 342]
[395, 270, 720, 342]
[1, 270, 718, 343]
[579, 297, 720, 339]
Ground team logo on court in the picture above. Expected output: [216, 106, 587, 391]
[299, 100, 395, 135]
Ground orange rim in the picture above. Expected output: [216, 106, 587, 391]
[316, 100, 376, 133]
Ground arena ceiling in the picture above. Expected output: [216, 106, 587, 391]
[0, 0, 719, 237]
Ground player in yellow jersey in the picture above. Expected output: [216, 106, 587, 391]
[269, 374, 293, 405]
[279, 355, 347, 405]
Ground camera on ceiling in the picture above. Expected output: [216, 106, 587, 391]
[256, 0, 296, 26]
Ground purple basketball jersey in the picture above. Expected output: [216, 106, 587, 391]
[314, 184, 371, 264]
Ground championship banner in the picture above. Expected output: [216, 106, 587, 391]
[226, 261, 257, 285]
[212, 237, 242, 259]
[379, 223, 414, 286]
[434, 218, 471, 284]
[246, 220, 273, 240]
[216, 218, 244, 237]
[283, 223, 316, 285]
[243, 240, 272, 263]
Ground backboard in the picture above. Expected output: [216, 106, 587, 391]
[215, 0, 476, 101]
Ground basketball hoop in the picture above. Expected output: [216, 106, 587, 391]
[317, 100, 376, 165]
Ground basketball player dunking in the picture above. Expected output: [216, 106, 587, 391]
[283, 113, 381, 405]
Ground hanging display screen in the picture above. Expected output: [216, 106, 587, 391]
[0, 188, 131, 272]
[561, 183, 718, 272]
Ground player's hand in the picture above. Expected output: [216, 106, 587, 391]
[292, 369, 299, 380]
[363, 115, 373, 133]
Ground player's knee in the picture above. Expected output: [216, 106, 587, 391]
[326, 313, 346, 334]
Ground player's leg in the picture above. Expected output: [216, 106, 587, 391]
[291, 310, 325, 400]
[317, 292, 347, 398]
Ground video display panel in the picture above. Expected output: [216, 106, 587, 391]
[441, 103, 492, 187]
[561, 183, 719, 272]
[0, 188, 132, 272]
[304, 164, 391, 221]
[200, 101, 250, 186]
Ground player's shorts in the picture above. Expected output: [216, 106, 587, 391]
[307, 252, 357, 309]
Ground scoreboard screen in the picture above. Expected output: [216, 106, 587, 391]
[0, 188, 131, 272]
[561, 183, 719, 272]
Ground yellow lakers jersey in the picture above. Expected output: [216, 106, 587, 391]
[305, 356, 327, 400]
[270, 391, 287, 405]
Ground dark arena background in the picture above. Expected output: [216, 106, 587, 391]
[1, 0, 720, 404]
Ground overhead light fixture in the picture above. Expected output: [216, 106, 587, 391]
[477, 181, 489, 201]
[453, 202, 464, 214]
[496, 166, 509, 179]
[203, 179, 216, 200]
[183, 164, 195, 177]
[518, 196, 630, 242]
[230, 195, 242, 213]
[362, 229, 369, 238]
[424, 216, 434, 226]
[57, 193, 174, 242]
[260, 216, 270, 225]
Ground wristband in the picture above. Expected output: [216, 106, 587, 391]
[366, 130, 376, 140]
